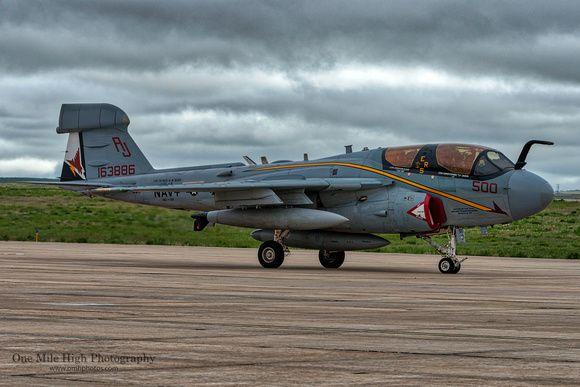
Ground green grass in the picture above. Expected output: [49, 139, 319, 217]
[1, 184, 578, 259]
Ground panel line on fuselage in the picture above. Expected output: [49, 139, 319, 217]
[255, 162, 494, 212]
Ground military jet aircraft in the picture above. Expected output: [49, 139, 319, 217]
[41, 103, 554, 273]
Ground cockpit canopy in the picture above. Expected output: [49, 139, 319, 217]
[383, 144, 514, 178]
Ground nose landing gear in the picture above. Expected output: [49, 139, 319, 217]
[438, 256, 461, 274]
[420, 226, 465, 274]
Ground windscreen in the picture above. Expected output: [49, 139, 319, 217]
[473, 150, 515, 177]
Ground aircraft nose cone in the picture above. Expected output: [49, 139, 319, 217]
[508, 170, 554, 220]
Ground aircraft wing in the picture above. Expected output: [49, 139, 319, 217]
[92, 178, 385, 193]
[92, 178, 388, 207]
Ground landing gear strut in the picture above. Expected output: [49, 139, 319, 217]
[420, 226, 465, 274]
[257, 230, 289, 269]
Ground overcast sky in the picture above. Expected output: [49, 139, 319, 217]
[1, 0, 579, 189]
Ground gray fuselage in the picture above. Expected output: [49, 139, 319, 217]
[92, 147, 553, 235]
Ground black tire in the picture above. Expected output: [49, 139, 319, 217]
[319, 250, 345, 269]
[258, 241, 285, 268]
[451, 261, 461, 274]
[191, 213, 209, 231]
[193, 218, 208, 231]
[438, 257, 455, 274]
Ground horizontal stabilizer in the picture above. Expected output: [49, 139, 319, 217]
[22, 181, 111, 189]
[22, 180, 111, 193]
[57, 103, 130, 134]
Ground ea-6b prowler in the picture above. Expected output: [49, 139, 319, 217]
[43, 103, 554, 273]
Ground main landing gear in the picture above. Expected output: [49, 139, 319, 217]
[420, 226, 465, 274]
[318, 250, 345, 269]
[257, 240, 285, 268]
[257, 230, 289, 269]
[256, 230, 346, 269]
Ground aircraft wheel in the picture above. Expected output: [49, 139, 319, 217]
[193, 218, 207, 231]
[319, 250, 345, 269]
[451, 261, 461, 274]
[438, 257, 456, 274]
[258, 241, 285, 268]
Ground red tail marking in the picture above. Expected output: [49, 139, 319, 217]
[112, 136, 132, 157]
[66, 149, 83, 176]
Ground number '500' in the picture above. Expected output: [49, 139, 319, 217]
[472, 181, 498, 193]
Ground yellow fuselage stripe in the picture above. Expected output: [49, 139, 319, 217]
[256, 162, 493, 212]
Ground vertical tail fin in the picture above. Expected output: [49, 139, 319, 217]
[58, 104, 153, 181]
[60, 131, 87, 181]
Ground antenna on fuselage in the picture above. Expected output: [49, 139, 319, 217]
[345, 145, 353, 154]
[243, 155, 257, 166]
[303, 153, 309, 161]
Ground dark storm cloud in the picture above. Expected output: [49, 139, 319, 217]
[3, 0, 580, 82]
[0, 0, 579, 187]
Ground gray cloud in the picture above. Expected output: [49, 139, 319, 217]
[0, 0, 579, 188]
[3, 1, 580, 81]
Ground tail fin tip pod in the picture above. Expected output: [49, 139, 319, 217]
[57, 103, 153, 181]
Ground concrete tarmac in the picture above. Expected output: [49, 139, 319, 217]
[1, 241, 579, 385]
